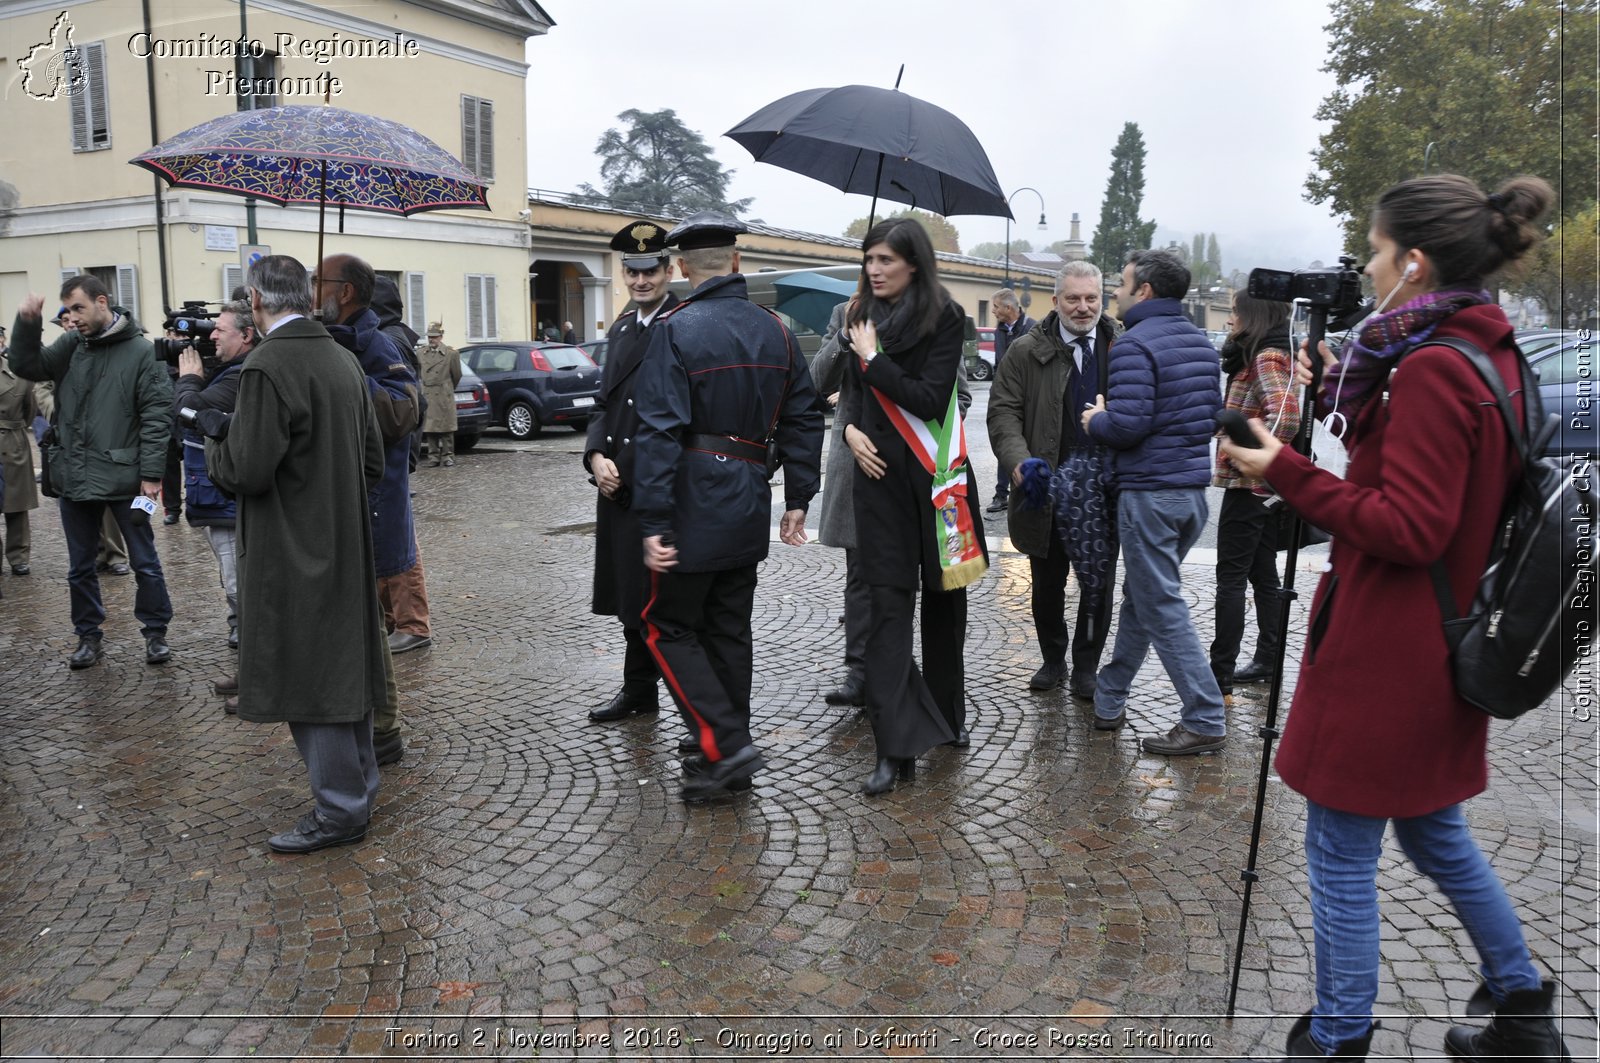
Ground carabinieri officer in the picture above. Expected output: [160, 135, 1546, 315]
[632, 211, 824, 801]
[585, 220, 684, 737]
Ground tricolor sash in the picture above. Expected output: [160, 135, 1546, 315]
[869, 378, 987, 590]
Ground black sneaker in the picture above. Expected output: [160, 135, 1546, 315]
[144, 634, 172, 665]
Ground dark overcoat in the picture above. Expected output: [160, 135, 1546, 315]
[585, 293, 677, 619]
[846, 300, 987, 592]
[987, 312, 1118, 557]
[206, 317, 388, 725]
[1267, 305, 1521, 818]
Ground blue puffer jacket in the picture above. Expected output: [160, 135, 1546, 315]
[327, 309, 419, 578]
[1087, 297, 1221, 489]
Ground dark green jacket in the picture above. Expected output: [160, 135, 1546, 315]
[7, 308, 171, 501]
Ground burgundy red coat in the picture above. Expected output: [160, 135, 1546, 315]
[1266, 305, 1523, 818]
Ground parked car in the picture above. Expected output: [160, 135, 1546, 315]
[966, 326, 997, 381]
[452, 365, 491, 451]
[579, 337, 609, 366]
[460, 341, 601, 439]
[1516, 328, 1596, 457]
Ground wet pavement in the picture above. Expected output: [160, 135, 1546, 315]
[0, 390, 1594, 1061]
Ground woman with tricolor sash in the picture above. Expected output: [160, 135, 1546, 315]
[838, 217, 989, 796]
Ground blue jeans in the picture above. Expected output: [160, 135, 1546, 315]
[1094, 487, 1225, 734]
[1305, 800, 1542, 1049]
[59, 497, 173, 638]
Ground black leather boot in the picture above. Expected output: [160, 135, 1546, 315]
[69, 635, 103, 670]
[589, 686, 660, 723]
[862, 757, 914, 795]
[1445, 980, 1572, 1063]
[1279, 1013, 1377, 1061]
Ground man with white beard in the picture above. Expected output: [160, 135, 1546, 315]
[987, 262, 1120, 699]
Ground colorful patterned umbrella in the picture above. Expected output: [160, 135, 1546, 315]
[131, 104, 489, 216]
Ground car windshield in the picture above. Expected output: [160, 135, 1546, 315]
[540, 346, 594, 370]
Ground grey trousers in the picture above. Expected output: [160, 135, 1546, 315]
[202, 525, 238, 628]
[288, 712, 379, 831]
[3, 511, 29, 568]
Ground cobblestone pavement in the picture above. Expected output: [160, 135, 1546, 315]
[1, 405, 1594, 1061]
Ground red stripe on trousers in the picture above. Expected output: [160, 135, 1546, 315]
[641, 569, 721, 760]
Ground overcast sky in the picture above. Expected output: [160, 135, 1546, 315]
[525, 0, 1350, 272]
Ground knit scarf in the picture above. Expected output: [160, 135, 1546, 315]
[1321, 287, 1492, 423]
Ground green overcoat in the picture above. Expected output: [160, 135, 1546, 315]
[207, 317, 388, 725]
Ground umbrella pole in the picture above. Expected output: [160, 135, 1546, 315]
[866, 151, 886, 233]
[316, 156, 328, 292]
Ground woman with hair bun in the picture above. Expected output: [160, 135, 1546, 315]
[1222, 174, 1571, 1063]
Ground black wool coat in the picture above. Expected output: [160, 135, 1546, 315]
[846, 299, 987, 592]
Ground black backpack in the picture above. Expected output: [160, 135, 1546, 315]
[1426, 337, 1597, 719]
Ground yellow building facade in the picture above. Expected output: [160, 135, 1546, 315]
[1, 0, 548, 340]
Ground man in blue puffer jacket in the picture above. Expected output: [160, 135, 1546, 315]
[1082, 249, 1227, 755]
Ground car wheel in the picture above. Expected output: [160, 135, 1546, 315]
[454, 433, 480, 452]
[505, 401, 541, 439]
[970, 360, 992, 382]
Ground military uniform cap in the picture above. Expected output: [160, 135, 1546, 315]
[609, 220, 672, 269]
[426, 321, 444, 335]
[667, 211, 748, 251]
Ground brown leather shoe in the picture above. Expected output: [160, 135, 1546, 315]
[1141, 724, 1226, 756]
[214, 674, 239, 695]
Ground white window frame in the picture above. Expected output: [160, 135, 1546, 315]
[405, 271, 426, 337]
[465, 274, 498, 341]
[69, 41, 110, 152]
[113, 265, 138, 312]
[460, 95, 494, 182]
[222, 264, 244, 302]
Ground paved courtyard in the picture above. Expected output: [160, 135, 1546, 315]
[0, 395, 1594, 1061]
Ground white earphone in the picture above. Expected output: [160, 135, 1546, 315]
[1402, 261, 1419, 279]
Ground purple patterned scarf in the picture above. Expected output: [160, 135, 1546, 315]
[1321, 287, 1492, 424]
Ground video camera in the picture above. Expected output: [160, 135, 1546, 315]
[1247, 255, 1368, 329]
[151, 301, 222, 376]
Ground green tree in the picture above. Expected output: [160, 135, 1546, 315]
[1190, 234, 1204, 267]
[1518, 203, 1600, 325]
[578, 108, 753, 217]
[843, 208, 962, 254]
[1206, 233, 1221, 275]
[969, 239, 1029, 261]
[1306, 0, 1596, 252]
[1089, 123, 1158, 271]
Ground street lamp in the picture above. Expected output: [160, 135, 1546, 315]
[1003, 186, 1047, 290]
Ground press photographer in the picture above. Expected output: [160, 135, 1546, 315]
[172, 299, 254, 671]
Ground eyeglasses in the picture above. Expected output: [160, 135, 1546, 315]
[312, 275, 353, 289]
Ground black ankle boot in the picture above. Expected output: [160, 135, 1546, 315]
[863, 757, 912, 795]
[1445, 980, 1572, 1063]
[1280, 1013, 1377, 1061]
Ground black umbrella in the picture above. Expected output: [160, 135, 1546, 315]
[726, 76, 1011, 227]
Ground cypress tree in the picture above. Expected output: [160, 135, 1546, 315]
[1089, 123, 1157, 273]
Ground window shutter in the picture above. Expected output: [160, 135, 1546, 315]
[70, 42, 109, 151]
[483, 276, 498, 339]
[114, 265, 138, 313]
[60, 268, 82, 287]
[477, 98, 494, 181]
[405, 271, 426, 336]
[466, 275, 483, 340]
[222, 264, 243, 301]
[461, 97, 479, 180]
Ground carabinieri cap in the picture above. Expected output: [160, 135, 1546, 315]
[666, 210, 748, 251]
[609, 220, 672, 270]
